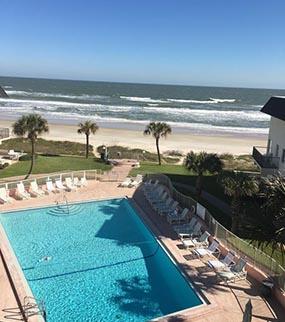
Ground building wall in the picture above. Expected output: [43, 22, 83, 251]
[268, 117, 285, 174]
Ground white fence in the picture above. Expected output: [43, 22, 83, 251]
[146, 173, 285, 291]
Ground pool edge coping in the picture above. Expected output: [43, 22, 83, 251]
[0, 195, 217, 321]
[128, 198, 220, 321]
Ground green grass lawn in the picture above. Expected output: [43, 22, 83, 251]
[1, 138, 92, 156]
[0, 155, 111, 179]
[130, 162, 230, 203]
[130, 162, 189, 176]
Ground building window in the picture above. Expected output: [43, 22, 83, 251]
[276, 144, 279, 157]
[282, 149, 285, 163]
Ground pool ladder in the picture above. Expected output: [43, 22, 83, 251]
[23, 296, 46, 321]
[55, 192, 70, 215]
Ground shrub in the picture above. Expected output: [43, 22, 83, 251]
[0, 163, 9, 169]
[19, 154, 38, 161]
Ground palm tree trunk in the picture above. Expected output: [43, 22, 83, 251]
[25, 139, 35, 179]
[231, 197, 240, 233]
[196, 174, 203, 196]
[156, 137, 161, 165]
[86, 134, 89, 159]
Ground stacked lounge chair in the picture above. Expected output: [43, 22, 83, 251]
[216, 258, 247, 283]
[16, 182, 31, 200]
[208, 250, 236, 270]
[0, 187, 12, 203]
[182, 230, 210, 249]
[193, 239, 220, 258]
[167, 207, 189, 224]
[29, 180, 45, 197]
[65, 177, 77, 191]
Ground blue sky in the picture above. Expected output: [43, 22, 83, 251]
[1, 0, 285, 88]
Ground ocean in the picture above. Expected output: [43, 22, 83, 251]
[0, 76, 284, 136]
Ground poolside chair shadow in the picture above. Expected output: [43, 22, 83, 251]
[132, 189, 178, 240]
[178, 262, 229, 299]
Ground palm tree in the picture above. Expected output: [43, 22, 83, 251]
[221, 171, 258, 233]
[143, 122, 171, 165]
[77, 121, 98, 159]
[255, 174, 285, 256]
[185, 151, 223, 195]
[13, 114, 49, 179]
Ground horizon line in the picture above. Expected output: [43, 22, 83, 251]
[0, 74, 285, 91]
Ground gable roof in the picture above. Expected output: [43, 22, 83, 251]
[261, 96, 285, 121]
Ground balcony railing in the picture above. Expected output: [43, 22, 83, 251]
[252, 146, 280, 169]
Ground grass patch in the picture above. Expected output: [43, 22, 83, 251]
[1, 138, 92, 156]
[130, 162, 230, 203]
[97, 145, 180, 164]
[221, 154, 259, 172]
[0, 155, 111, 179]
[130, 162, 189, 176]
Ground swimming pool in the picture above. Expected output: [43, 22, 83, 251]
[0, 198, 202, 321]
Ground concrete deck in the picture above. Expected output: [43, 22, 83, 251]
[0, 179, 135, 321]
[132, 187, 285, 322]
[0, 177, 284, 321]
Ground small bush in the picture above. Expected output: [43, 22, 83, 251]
[0, 163, 9, 169]
[19, 154, 38, 161]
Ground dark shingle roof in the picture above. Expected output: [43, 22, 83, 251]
[261, 96, 285, 121]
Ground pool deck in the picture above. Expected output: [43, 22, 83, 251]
[0, 178, 284, 321]
[132, 187, 285, 322]
[0, 179, 135, 321]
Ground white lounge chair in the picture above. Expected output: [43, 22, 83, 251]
[30, 181, 45, 197]
[194, 239, 220, 258]
[129, 174, 143, 187]
[46, 180, 57, 193]
[55, 179, 66, 191]
[65, 177, 76, 191]
[182, 230, 210, 249]
[8, 149, 21, 160]
[216, 258, 247, 283]
[153, 197, 172, 211]
[80, 176, 88, 187]
[175, 217, 198, 237]
[119, 177, 132, 188]
[16, 182, 31, 200]
[73, 177, 82, 187]
[167, 208, 189, 224]
[159, 201, 179, 216]
[0, 187, 12, 204]
[208, 250, 236, 270]
[178, 221, 203, 240]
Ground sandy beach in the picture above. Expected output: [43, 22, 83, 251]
[0, 119, 267, 155]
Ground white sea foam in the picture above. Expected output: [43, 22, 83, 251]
[145, 106, 269, 121]
[3, 86, 13, 89]
[0, 95, 269, 135]
[22, 111, 268, 135]
[167, 98, 236, 104]
[6, 90, 108, 100]
[210, 98, 236, 103]
[167, 98, 216, 104]
[120, 96, 167, 103]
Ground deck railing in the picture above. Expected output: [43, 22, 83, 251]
[252, 146, 280, 169]
[146, 173, 285, 291]
[0, 168, 119, 191]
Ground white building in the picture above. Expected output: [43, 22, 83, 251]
[253, 96, 285, 176]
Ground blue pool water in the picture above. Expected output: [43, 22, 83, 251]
[0, 199, 202, 321]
